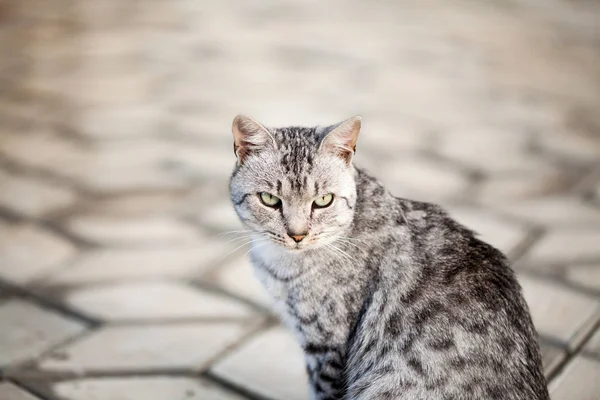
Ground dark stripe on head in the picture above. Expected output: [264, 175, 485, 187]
[340, 196, 353, 210]
[233, 193, 251, 206]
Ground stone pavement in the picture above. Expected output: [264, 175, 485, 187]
[0, 0, 599, 398]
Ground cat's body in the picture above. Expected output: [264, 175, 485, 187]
[229, 116, 549, 400]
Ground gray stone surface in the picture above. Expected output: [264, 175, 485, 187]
[446, 206, 530, 256]
[519, 275, 600, 348]
[211, 327, 309, 400]
[46, 246, 227, 284]
[550, 356, 600, 400]
[62, 281, 256, 321]
[38, 322, 255, 373]
[0, 170, 77, 218]
[525, 229, 600, 265]
[583, 327, 600, 357]
[64, 216, 203, 247]
[0, 383, 42, 400]
[49, 377, 246, 400]
[1, 0, 600, 397]
[205, 256, 273, 308]
[0, 224, 77, 284]
[0, 300, 87, 368]
[539, 343, 566, 378]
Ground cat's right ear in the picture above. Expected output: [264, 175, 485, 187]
[232, 115, 276, 165]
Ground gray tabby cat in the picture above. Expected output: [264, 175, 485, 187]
[229, 115, 549, 400]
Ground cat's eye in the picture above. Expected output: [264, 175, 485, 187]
[259, 192, 281, 208]
[313, 193, 334, 208]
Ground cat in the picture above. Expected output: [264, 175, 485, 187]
[229, 115, 549, 400]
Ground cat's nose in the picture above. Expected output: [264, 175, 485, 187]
[288, 232, 307, 243]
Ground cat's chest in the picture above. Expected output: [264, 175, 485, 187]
[251, 245, 365, 342]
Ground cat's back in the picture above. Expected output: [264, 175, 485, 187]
[347, 176, 548, 399]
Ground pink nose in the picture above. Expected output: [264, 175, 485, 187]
[289, 234, 306, 243]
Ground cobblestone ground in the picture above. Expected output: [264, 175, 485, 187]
[1, 0, 600, 399]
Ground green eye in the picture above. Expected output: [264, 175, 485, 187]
[313, 193, 334, 208]
[259, 192, 281, 207]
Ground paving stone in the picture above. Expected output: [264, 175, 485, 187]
[523, 263, 600, 293]
[76, 105, 164, 139]
[446, 206, 529, 255]
[38, 322, 254, 373]
[208, 256, 272, 308]
[549, 356, 600, 400]
[476, 170, 577, 203]
[0, 223, 77, 284]
[3, 0, 600, 395]
[380, 157, 470, 201]
[195, 201, 244, 234]
[539, 342, 566, 378]
[519, 275, 599, 347]
[538, 129, 600, 164]
[491, 196, 600, 227]
[583, 327, 600, 357]
[165, 145, 236, 183]
[0, 131, 88, 176]
[64, 216, 203, 246]
[49, 377, 246, 400]
[0, 170, 77, 217]
[0, 300, 86, 368]
[1, 136, 191, 193]
[0, 383, 41, 400]
[63, 281, 256, 321]
[558, 264, 600, 293]
[47, 245, 228, 284]
[212, 326, 309, 400]
[525, 229, 600, 265]
[83, 192, 187, 217]
[436, 129, 545, 174]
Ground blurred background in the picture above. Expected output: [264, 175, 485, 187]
[0, 0, 599, 399]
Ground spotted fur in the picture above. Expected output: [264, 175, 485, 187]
[229, 115, 549, 400]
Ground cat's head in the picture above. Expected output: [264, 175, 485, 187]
[229, 115, 361, 252]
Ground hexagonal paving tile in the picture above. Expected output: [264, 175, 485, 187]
[549, 356, 600, 400]
[583, 327, 600, 357]
[519, 275, 599, 347]
[47, 246, 228, 285]
[565, 264, 600, 292]
[491, 196, 600, 227]
[206, 256, 272, 308]
[0, 170, 77, 218]
[0, 223, 77, 284]
[446, 206, 529, 255]
[64, 216, 203, 247]
[38, 322, 255, 373]
[0, 383, 41, 400]
[525, 263, 600, 293]
[380, 157, 470, 202]
[0, 300, 87, 368]
[211, 326, 309, 400]
[525, 228, 600, 265]
[476, 169, 576, 204]
[46, 377, 246, 400]
[62, 281, 257, 321]
[195, 202, 244, 234]
[539, 342, 566, 378]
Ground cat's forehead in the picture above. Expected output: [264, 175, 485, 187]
[266, 126, 346, 194]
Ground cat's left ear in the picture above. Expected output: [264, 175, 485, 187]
[319, 116, 361, 164]
[232, 115, 276, 165]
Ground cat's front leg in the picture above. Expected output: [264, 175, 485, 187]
[305, 350, 346, 400]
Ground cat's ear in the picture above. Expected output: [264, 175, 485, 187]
[319, 116, 361, 164]
[232, 115, 276, 165]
